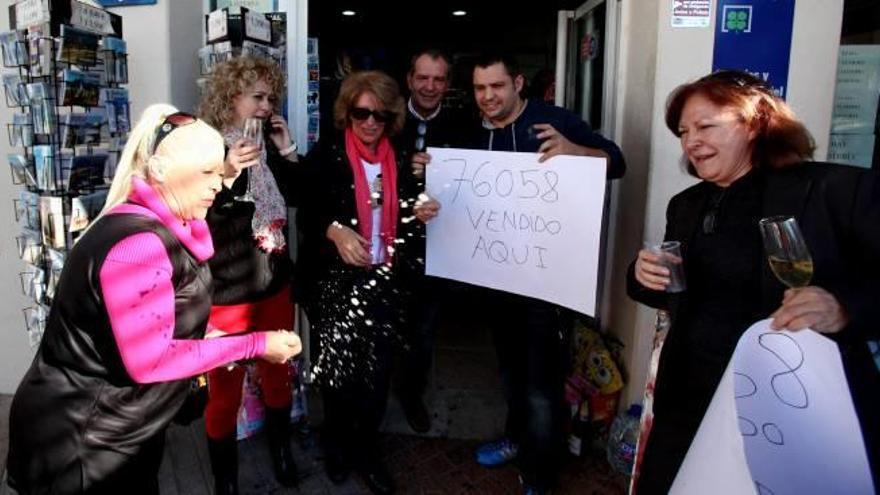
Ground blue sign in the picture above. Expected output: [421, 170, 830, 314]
[97, 0, 157, 7]
[712, 0, 796, 99]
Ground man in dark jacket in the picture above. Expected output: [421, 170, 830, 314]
[458, 52, 625, 495]
[396, 49, 467, 155]
[395, 49, 471, 434]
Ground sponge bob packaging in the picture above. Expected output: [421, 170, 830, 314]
[572, 322, 624, 395]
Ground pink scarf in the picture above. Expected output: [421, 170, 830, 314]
[115, 176, 215, 262]
[344, 127, 399, 264]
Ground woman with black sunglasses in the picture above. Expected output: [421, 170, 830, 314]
[5, 104, 301, 495]
[299, 70, 438, 495]
[197, 56, 304, 494]
[626, 70, 880, 493]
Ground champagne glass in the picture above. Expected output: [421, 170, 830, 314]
[242, 117, 263, 149]
[237, 117, 263, 201]
[759, 216, 813, 288]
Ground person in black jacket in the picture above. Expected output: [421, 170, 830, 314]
[299, 70, 438, 495]
[5, 104, 301, 495]
[198, 56, 304, 494]
[627, 70, 879, 493]
[396, 49, 468, 156]
[394, 48, 473, 434]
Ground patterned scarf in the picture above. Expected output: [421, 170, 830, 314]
[344, 128, 398, 264]
[223, 127, 287, 253]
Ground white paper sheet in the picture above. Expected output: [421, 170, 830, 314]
[423, 147, 606, 315]
[671, 364, 757, 494]
[673, 319, 875, 494]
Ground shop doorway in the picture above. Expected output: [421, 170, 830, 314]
[309, 1, 571, 138]
[557, 0, 621, 329]
[306, 0, 622, 439]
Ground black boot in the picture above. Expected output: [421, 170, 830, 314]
[400, 395, 431, 434]
[325, 449, 351, 484]
[206, 435, 239, 495]
[265, 406, 298, 487]
[359, 457, 395, 495]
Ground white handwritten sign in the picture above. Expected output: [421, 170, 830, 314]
[424, 147, 607, 315]
[672, 319, 875, 494]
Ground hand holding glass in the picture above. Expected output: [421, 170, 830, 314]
[649, 241, 686, 293]
[759, 216, 813, 288]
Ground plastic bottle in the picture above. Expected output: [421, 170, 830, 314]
[606, 403, 643, 476]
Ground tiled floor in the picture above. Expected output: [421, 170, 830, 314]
[0, 404, 625, 495]
[379, 433, 626, 495]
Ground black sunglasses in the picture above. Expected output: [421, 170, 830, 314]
[150, 111, 198, 155]
[415, 121, 427, 151]
[350, 107, 395, 124]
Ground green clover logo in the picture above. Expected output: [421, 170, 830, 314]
[725, 9, 749, 32]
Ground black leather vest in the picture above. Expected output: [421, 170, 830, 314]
[7, 213, 212, 494]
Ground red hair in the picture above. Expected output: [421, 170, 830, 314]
[666, 70, 814, 174]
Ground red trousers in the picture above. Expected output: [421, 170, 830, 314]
[204, 286, 295, 440]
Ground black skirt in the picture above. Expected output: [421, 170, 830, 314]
[304, 265, 409, 389]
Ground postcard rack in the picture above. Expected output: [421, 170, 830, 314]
[2, 0, 128, 345]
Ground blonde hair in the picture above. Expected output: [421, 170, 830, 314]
[199, 56, 285, 130]
[95, 103, 224, 223]
[333, 70, 405, 136]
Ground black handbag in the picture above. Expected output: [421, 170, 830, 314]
[173, 373, 208, 425]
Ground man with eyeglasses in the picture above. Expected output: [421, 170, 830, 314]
[394, 49, 471, 435]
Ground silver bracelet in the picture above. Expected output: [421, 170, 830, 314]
[279, 142, 298, 157]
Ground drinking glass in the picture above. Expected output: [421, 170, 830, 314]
[759, 216, 813, 288]
[242, 117, 263, 149]
[236, 117, 263, 201]
[648, 241, 686, 293]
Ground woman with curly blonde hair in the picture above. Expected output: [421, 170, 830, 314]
[198, 56, 304, 494]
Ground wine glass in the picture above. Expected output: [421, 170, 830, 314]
[236, 117, 263, 201]
[759, 216, 813, 288]
[242, 117, 263, 148]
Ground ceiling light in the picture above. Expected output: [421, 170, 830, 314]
[452, 10, 467, 16]
[342, 10, 356, 16]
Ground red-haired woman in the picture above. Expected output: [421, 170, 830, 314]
[627, 70, 879, 493]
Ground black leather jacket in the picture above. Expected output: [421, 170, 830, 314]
[6, 213, 212, 494]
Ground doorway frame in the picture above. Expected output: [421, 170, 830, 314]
[557, 0, 621, 137]
[556, 0, 624, 330]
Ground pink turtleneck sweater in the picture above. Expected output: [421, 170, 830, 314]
[99, 177, 266, 384]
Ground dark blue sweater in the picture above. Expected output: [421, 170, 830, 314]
[470, 99, 626, 179]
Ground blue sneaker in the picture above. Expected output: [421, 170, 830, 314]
[475, 438, 519, 467]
